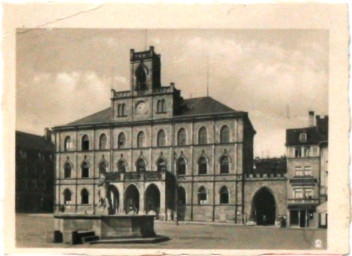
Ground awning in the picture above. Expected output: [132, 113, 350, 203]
[317, 202, 327, 213]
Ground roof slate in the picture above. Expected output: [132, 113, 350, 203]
[286, 119, 328, 146]
[16, 131, 54, 151]
[63, 96, 237, 127]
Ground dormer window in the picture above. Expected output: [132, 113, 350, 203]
[299, 133, 307, 143]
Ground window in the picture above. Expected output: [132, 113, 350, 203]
[303, 146, 310, 157]
[198, 186, 207, 204]
[81, 135, 89, 151]
[198, 127, 207, 144]
[117, 160, 126, 173]
[304, 189, 313, 199]
[64, 162, 72, 178]
[178, 186, 186, 205]
[157, 158, 166, 172]
[293, 189, 303, 199]
[63, 189, 72, 204]
[81, 161, 89, 178]
[220, 156, 230, 174]
[294, 147, 301, 157]
[64, 136, 72, 151]
[177, 128, 186, 146]
[198, 156, 207, 175]
[299, 133, 307, 143]
[312, 147, 319, 157]
[177, 158, 186, 175]
[136, 158, 146, 172]
[122, 104, 126, 116]
[220, 186, 229, 204]
[81, 189, 89, 204]
[157, 130, 166, 147]
[19, 150, 27, 159]
[220, 125, 230, 143]
[304, 166, 312, 176]
[99, 134, 107, 150]
[157, 99, 166, 113]
[295, 166, 303, 176]
[137, 131, 145, 148]
[117, 103, 126, 117]
[118, 133, 126, 149]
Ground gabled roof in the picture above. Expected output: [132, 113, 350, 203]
[66, 108, 111, 126]
[59, 96, 238, 128]
[176, 97, 236, 116]
[16, 131, 54, 151]
[286, 121, 328, 146]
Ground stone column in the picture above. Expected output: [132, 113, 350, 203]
[139, 181, 145, 215]
[159, 182, 166, 220]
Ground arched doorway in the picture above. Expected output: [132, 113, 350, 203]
[251, 187, 276, 225]
[145, 184, 160, 216]
[124, 185, 140, 214]
[109, 185, 119, 214]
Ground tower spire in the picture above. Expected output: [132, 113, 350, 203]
[144, 29, 147, 51]
[111, 67, 114, 90]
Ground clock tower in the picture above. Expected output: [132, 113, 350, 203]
[130, 46, 161, 94]
[111, 46, 182, 122]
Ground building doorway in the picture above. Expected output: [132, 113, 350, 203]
[251, 187, 276, 225]
[109, 185, 119, 214]
[124, 185, 139, 214]
[145, 184, 160, 216]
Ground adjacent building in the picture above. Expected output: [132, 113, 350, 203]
[16, 130, 55, 213]
[52, 46, 255, 223]
[285, 111, 328, 228]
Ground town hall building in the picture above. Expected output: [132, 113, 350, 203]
[52, 46, 256, 223]
[52, 46, 327, 228]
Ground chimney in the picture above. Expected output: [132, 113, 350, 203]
[309, 111, 315, 127]
[44, 128, 52, 143]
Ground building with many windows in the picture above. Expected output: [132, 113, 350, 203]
[16, 130, 55, 212]
[52, 46, 256, 223]
[285, 111, 328, 228]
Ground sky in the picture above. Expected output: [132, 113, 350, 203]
[16, 29, 328, 157]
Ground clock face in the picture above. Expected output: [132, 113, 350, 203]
[136, 101, 148, 114]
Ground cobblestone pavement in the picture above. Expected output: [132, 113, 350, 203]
[16, 214, 327, 250]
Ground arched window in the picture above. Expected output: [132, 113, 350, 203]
[198, 156, 207, 175]
[81, 189, 89, 204]
[177, 128, 186, 146]
[64, 162, 72, 178]
[118, 133, 126, 149]
[99, 134, 107, 150]
[220, 125, 230, 143]
[117, 104, 121, 117]
[137, 131, 145, 148]
[118, 160, 126, 173]
[122, 103, 126, 116]
[136, 158, 146, 172]
[198, 186, 207, 204]
[177, 157, 186, 175]
[81, 160, 89, 178]
[63, 189, 72, 204]
[157, 158, 166, 172]
[81, 135, 89, 151]
[178, 186, 186, 205]
[220, 186, 229, 204]
[157, 99, 166, 113]
[64, 136, 72, 151]
[220, 156, 230, 174]
[198, 127, 207, 145]
[157, 130, 166, 147]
